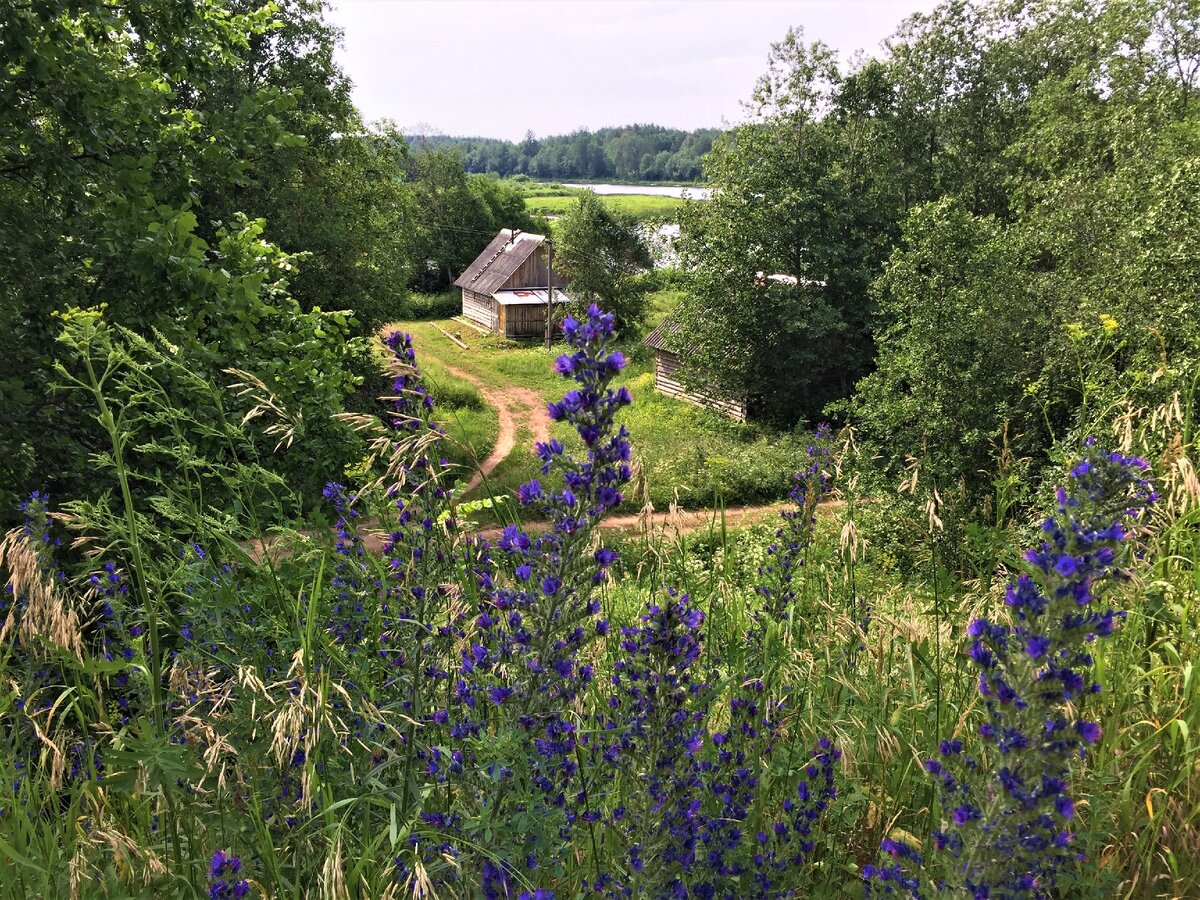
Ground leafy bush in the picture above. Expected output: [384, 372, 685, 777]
[404, 290, 464, 320]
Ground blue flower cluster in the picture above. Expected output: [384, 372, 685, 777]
[451, 307, 632, 872]
[585, 590, 839, 897]
[348, 306, 633, 894]
[461, 305, 630, 714]
[209, 850, 251, 899]
[533, 305, 633, 526]
[865, 445, 1158, 898]
[376, 331, 460, 719]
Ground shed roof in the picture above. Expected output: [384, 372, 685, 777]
[453, 229, 547, 294]
[643, 315, 685, 353]
[493, 289, 572, 306]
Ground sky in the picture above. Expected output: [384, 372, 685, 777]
[326, 0, 941, 140]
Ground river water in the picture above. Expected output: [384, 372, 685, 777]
[562, 182, 712, 200]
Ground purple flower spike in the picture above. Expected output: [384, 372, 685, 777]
[868, 446, 1157, 899]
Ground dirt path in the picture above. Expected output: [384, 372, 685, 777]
[442, 363, 550, 493]
[250, 331, 814, 563]
[412, 329, 830, 543]
[475, 502, 792, 541]
[258, 498, 821, 561]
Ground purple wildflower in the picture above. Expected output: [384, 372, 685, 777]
[866, 445, 1157, 898]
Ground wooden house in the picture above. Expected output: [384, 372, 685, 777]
[643, 317, 748, 422]
[454, 229, 571, 339]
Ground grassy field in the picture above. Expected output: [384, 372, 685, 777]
[384, 298, 815, 517]
[523, 191, 688, 221]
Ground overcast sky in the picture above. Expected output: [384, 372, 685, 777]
[327, 1, 941, 140]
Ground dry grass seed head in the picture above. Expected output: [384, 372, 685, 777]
[70, 820, 168, 899]
[839, 517, 863, 566]
[268, 649, 358, 806]
[391, 851, 439, 900]
[320, 835, 349, 900]
[225, 367, 302, 451]
[0, 525, 87, 659]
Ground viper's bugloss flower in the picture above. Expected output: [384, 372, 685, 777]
[583, 589, 838, 896]
[436, 306, 635, 880]
[865, 445, 1157, 898]
[755, 424, 835, 624]
[208, 850, 251, 898]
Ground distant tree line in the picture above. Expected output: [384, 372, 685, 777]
[411, 125, 721, 182]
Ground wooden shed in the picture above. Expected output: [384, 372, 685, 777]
[454, 229, 571, 339]
[643, 317, 748, 422]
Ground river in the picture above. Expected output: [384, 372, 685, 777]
[562, 182, 712, 200]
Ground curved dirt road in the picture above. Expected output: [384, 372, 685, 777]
[442, 363, 550, 494]
[250, 331, 810, 562]
[420, 331, 825, 540]
[475, 502, 793, 541]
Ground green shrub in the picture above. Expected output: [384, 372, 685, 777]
[405, 290, 462, 319]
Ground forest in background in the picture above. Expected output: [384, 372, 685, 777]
[409, 125, 721, 182]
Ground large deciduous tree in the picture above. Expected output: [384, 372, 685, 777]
[0, 0, 390, 518]
[675, 29, 881, 426]
[404, 147, 541, 292]
[555, 191, 653, 331]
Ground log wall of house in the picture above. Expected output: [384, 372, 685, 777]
[461, 289, 497, 331]
[654, 350, 747, 422]
[501, 303, 551, 339]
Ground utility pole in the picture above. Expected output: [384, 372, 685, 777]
[545, 239, 554, 350]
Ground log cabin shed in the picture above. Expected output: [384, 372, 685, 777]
[643, 316, 748, 422]
[454, 229, 571, 339]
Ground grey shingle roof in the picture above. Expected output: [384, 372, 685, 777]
[643, 315, 684, 352]
[453, 229, 547, 294]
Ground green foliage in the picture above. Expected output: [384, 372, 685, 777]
[403, 290, 465, 320]
[555, 191, 654, 330]
[0, 0, 386, 522]
[0, 308, 1197, 897]
[674, 1, 1200, 520]
[198, 0, 414, 333]
[846, 0, 1200, 516]
[846, 199, 1051, 499]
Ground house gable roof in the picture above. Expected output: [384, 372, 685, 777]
[453, 229, 547, 294]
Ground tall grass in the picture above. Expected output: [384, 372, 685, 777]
[523, 193, 687, 222]
[0, 310, 1195, 897]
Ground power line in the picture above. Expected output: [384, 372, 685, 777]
[412, 218, 638, 274]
